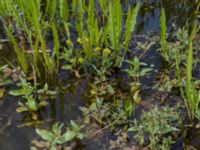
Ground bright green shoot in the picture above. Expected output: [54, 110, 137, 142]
[175, 19, 199, 120]
[124, 2, 140, 50]
[35, 121, 85, 150]
[108, 0, 122, 51]
[9, 79, 38, 111]
[160, 7, 168, 60]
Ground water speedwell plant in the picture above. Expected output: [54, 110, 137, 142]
[34, 121, 85, 150]
[9, 79, 48, 116]
[128, 106, 181, 150]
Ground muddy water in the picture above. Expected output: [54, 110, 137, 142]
[0, 1, 199, 150]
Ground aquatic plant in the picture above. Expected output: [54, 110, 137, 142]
[160, 7, 168, 60]
[124, 57, 153, 94]
[108, 0, 122, 52]
[128, 106, 181, 150]
[0, 0, 61, 78]
[124, 2, 140, 50]
[9, 79, 48, 116]
[71, 0, 140, 61]
[124, 57, 153, 116]
[175, 20, 199, 120]
[0, 65, 14, 86]
[34, 121, 85, 150]
[80, 99, 128, 130]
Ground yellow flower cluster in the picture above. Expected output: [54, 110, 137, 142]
[95, 47, 101, 52]
[66, 39, 73, 46]
[77, 37, 89, 44]
[78, 57, 84, 64]
[103, 48, 111, 55]
[77, 37, 82, 44]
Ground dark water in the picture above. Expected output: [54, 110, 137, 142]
[0, 1, 199, 150]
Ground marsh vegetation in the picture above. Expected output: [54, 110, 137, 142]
[0, 0, 200, 149]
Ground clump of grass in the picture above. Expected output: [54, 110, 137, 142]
[0, 0, 61, 79]
[175, 19, 199, 120]
[0, 0, 140, 80]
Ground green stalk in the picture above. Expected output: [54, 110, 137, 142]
[52, 22, 60, 71]
[186, 19, 198, 119]
[160, 7, 168, 59]
[108, 0, 122, 51]
[176, 19, 198, 120]
[60, 0, 69, 22]
[87, 0, 95, 47]
[76, 0, 84, 35]
[175, 50, 191, 119]
[124, 2, 140, 50]
[5, 27, 28, 73]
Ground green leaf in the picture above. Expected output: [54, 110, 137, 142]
[28, 98, 38, 111]
[160, 7, 168, 55]
[125, 100, 133, 117]
[124, 2, 140, 49]
[57, 130, 76, 144]
[9, 89, 24, 96]
[128, 127, 137, 132]
[60, 0, 69, 22]
[16, 106, 29, 113]
[36, 129, 55, 142]
[70, 120, 79, 129]
[139, 68, 152, 76]
[52, 123, 63, 134]
[107, 84, 115, 95]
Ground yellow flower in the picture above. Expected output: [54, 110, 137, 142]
[103, 48, 111, 55]
[77, 37, 82, 44]
[66, 39, 73, 46]
[78, 57, 84, 64]
[95, 47, 101, 52]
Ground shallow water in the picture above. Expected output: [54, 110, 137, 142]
[0, 0, 199, 149]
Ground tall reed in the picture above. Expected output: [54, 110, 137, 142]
[124, 2, 140, 51]
[108, 0, 122, 52]
[1, 0, 140, 78]
[160, 7, 168, 60]
[175, 19, 199, 120]
[0, 0, 62, 79]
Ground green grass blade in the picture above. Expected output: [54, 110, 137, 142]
[160, 7, 167, 57]
[87, 0, 95, 46]
[124, 2, 140, 49]
[52, 22, 60, 69]
[5, 27, 28, 73]
[108, 0, 115, 50]
[60, 0, 69, 22]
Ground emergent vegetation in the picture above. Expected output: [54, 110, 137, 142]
[0, 0, 199, 150]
